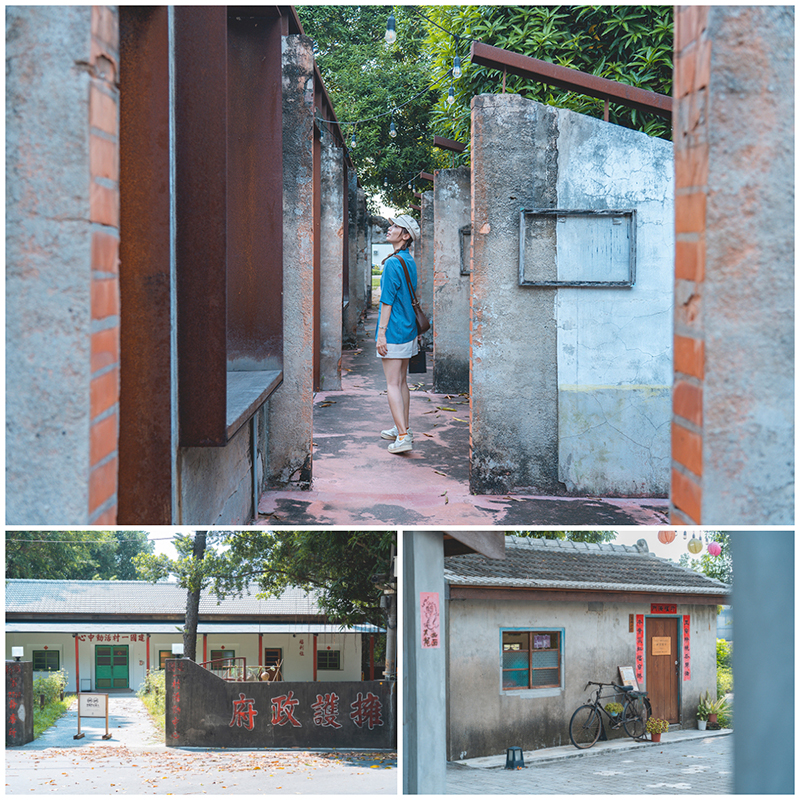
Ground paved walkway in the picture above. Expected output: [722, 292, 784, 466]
[256, 307, 669, 526]
[447, 729, 733, 794]
[6, 695, 396, 795]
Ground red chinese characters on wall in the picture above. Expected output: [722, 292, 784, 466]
[635, 614, 645, 685]
[76, 633, 146, 642]
[420, 592, 440, 649]
[271, 691, 302, 728]
[682, 615, 691, 681]
[651, 603, 677, 614]
[350, 691, 383, 730]
[312, 693, 343, 729]
[229, 693, 259, 730]
[298, 638, 305, 657]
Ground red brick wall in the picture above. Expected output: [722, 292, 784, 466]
[88, 7, 120, 523]
[671, 6, 709, 524]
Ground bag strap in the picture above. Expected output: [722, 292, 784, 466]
[396, 253, 421, 307]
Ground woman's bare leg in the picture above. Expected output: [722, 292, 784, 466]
[381, 357, 411, 435]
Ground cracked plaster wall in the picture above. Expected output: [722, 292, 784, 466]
[555, 109, 674, 496]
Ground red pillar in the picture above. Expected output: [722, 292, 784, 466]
[74, 634, 80, 693]
[203, 633, 207, 663]
[146, 634, 150, 673]
[313, 634, 318, 681]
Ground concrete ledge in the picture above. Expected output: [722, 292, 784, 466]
[452, 728, 732, 769]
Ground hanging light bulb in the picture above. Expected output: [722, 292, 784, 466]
[383, 176, 388, 187]
[452, 55, 462, 79]
[385, 12, 396, 44]
[389, 119, 397, 138]
[447, 84, 455, 105]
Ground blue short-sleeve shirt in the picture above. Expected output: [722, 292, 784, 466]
[377, 251, 418, 344]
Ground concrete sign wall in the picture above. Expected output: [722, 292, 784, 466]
[166, 658, 395, 749]
[6, 661, 34, 746]
[470, 94, 673, 496]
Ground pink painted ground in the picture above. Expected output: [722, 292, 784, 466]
[257, 310, 668, 527]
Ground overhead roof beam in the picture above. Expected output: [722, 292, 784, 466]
[470, 41, 672, 120]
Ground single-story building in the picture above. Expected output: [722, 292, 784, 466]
[5, 580, 383, 693]
[444, 536, 731, 759]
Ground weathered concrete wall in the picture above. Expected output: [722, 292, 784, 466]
[470, 93, 673, 496]
[433, 167, 471, 394]
[470, 95, 559, 494]
[166, 658, 395, 749]
[446, 596, 717, 760]
[416, 192, 435, 348]
[180, 417, 258, 524]
[555, 110, 673, 496]
[672, 7, 794, 524]
[403, 532, 447, 795]
[6, 661, 34, 746]
[6, 6, 95, 523]
[319, 139, 344, 390]
[267, 34, 315, 488]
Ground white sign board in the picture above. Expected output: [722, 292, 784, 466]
[79, 693, 108, 718]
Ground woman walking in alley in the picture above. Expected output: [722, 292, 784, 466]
[376, 215, 421, 454]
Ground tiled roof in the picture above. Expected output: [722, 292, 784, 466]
[444, 535, 730, 595]
[5, 580, 323, 617]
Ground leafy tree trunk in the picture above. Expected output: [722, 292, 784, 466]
[183, 531, 207, 661]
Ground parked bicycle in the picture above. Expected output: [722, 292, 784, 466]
[569, 681, 652, 749]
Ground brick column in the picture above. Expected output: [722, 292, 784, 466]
[88, 6, 121, 523]
[671, 6, 709, 523]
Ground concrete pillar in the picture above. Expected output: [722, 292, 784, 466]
[319, 138, 345, 390]
[6, 6, 102, 523]
[403, 532, 447, 795]
[416, 191, 435, 348]
[732, 531, 793, 792]
[672, 7, 794, 524]
[470, 94, 560, 494]
[356, 187, 370, 313]
[6, 661, 34, 746]
[433, 167, 471, 394]
[342, 167, 363, 348]
[266, 33, 315, 487]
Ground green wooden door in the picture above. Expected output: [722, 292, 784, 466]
[95, 645, 129, 689]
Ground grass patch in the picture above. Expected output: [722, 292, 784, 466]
[33, 695, 75, 739]
[137, 670, 166, 732]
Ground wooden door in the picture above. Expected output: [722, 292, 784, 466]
[646, 618, 680, 722]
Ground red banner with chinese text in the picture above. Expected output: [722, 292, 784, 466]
[635, 614, 645, 685]
[682, 615, 691, 681]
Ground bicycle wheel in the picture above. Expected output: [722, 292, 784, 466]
[569, 704, 602, 749]
[622, 695, 651, 740]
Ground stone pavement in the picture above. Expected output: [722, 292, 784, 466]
[5, 695, 397, 795]
[447, 729, 733, 794]
[256, 307, 669, 526]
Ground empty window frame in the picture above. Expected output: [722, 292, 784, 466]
[502, 630, 562, 690]
[32, 650, 60, 672]
[519, 208, 636, 288]
[317, 649, 342, 671]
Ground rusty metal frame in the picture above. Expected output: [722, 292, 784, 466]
[459, 224, 472, 276]
[471, 41, 672, 120]
[117, 6, 173, 523]
[434, 135, 466, 154]
[519, 208, 637, 288]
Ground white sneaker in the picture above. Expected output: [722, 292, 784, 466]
[381, 425, 413, 441]
[388, 434, 413, 454]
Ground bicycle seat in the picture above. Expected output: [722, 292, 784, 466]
[617, 685, 633, 693]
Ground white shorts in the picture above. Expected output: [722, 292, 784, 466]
[377, 338, 419, 359]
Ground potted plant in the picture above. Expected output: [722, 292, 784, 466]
[605, 702, 624, 717]
[707, 694, 729, 725]
[646, 717, 669, 742]
[697, 692, 711, 730]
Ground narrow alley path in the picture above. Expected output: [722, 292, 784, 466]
[256, 308, 669, 526]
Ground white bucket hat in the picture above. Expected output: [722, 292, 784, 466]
[390, 214, 420, 242]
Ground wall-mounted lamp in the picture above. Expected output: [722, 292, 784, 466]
[171, 643, 184, 657]
[12, 647, 24, 661]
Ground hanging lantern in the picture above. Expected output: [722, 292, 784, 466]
[688, 534, 703, 554]
[657, 530, 676, 545]
[707, 542, 722, 557]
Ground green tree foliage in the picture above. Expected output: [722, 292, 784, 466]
[423, 5, 673, 163]
[6, 531, 153, 581]
[216, 531, 395, 629]
[678, 532, 732, 586]
[516, 531, 618, 543]
[296, 5, 447, 210]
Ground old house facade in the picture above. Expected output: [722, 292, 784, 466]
[5, 580, 382, 693]
[444, 536, 729, 759]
